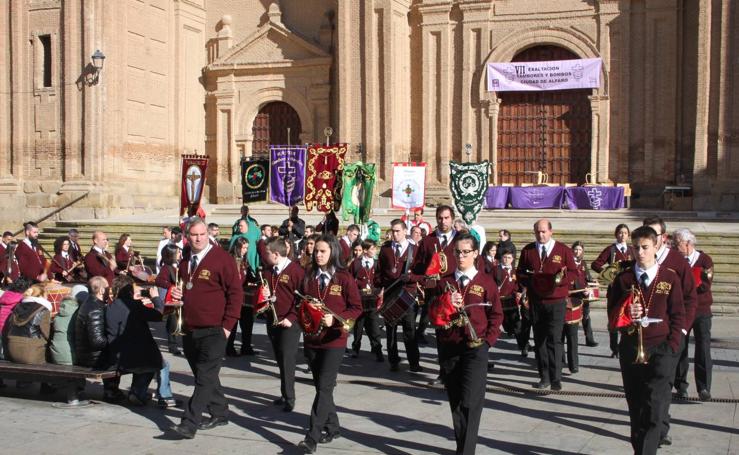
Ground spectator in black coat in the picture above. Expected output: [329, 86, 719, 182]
[495, 229, 517, 264]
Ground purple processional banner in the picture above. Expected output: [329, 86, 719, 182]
[565, 186, 625, 210]
[269, 146, 306, 207]
[509, 186, 565, 209]
[487, 58, 602, 92]
[484, 186, 510, 209]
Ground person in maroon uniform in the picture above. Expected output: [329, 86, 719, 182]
[608, 226, 685, 455]
[642, 216, 697, 447]
[15, 221, 47, 282]
[169, 218, 243, 440]
[262, 237, 305, 412]
[592, 223, 633, 356]
[0, 231, 12, 259]
[296, 234, 362, 453]
[412, 205, 460, 345]
[114, 233, 135, 272]
[338, 224, 360, 266]
[480, 241, 498, 275]
[1, 240, 20, 284]
[494, 247, 521, 338]
[349, 239, 383, 361]
[84, 231, 118, 286]
[561, 241, 592, 374]
[256, 224, 272, 269]
[516, 219, 577, 391]
[67, 228, 83, 262]
[375, 219, 422, 372]
[672, 228, 714, 401]
[436, 233, 503, 455]
[49, 236, 75, 282]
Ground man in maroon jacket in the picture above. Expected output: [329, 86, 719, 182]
[339, 224, 360, 265]
[262, 236, 305, 412]
[84, 231, 117, 286]
[608, 226, 685, 454]
[516, 219, 577, 391]
[15, 221, 47, 282]
[672, 228, 713, 401]
[170, 218, 243, 439]
[642, 216, 697, 447]
[256, 224, 272, 269]
[349, 239, 383, 362]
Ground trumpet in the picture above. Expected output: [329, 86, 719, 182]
[630, 285, 648, 365]
[294, 290, 355, 333]
[170, 276, 185, 336]
[446, 282, 491, 348]
[257, 269, 280, 326]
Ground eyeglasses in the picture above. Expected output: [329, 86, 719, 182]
[454, 249, 475, 257]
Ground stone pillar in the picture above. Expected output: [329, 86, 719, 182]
[589, 94, 610, 183]
[691, 0, 711, 190]
[62, 0, 84, 181]
[336, 1, 355, 154]
[484, 97, 501, 184]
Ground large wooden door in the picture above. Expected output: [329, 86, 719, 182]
[251, 102, 302, 155]
[497, 46, 592, 185]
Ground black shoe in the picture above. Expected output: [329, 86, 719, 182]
[127, 393, 147, 406]
[374, 350, 384, 362]
[273, 397, 285, 405]
[241, 346, 256, 356]
[521, 344, 530, 357]
[199, 416, 228, 430]
[533, 381, 551, 390]
[428, 375, 442, 386]
[659, 435, 672, 447]
[698, 389, 711, 401]
[319, 431, 340, 444]
[298, 437, 317, 453]
[586, 340, 599, 347]
[171, 424, 196, 439]
[168, 346, 182, 356]
[103, 389, 126, 403]
[551, 382, 562, 391]
[488, 362, 495, 371]
[409, 364, 423, 373]
[157, 397, 179, 408]
[570, 367, 579, 374]
[226, 347, 239, 357]
[675, 389, 689, 400]
[283, 401, 295, 412]
[389, 363, 400, 372]
[351, 350, 359, 359]
[610, 351, 619, 359]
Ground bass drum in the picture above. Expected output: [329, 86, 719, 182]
[378, 280, 416, 327]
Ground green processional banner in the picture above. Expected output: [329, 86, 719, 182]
[449, 160, 490, 224]
[340, 162, 376, 225]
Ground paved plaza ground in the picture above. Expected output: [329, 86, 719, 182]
[0, 310, 736, 454]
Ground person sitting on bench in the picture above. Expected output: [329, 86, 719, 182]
[3, 284, 52, 365]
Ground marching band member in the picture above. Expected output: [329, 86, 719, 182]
[67, 228, 83, 263]
[375, 219, 422, 372]
[169, 217, 243, 439]
[114, 233, 135, 273]
[672, 228, 714, 401]
[338, 224, 360, 266]
[297, 234, 361, 453]
[413, 205, 460, 345]
[642, 216, 697, 448]
[1, 241, 20, 284]
[262, 237, 305, 412]
[481, 241, 498, 275]
[494, 247, 520, 338]
[516, 219, 577, 391]
[84, 230, 117, 286]
[561, 241, 591, 374]
[349, 239, 383, 361]
[15, 221, 47, 282]
[226, 237, 257, 356]
[608, 226, 684, 455]
[257, 224, 272, 269]
[435, 233, 502, 455]
[49, 236, 76, 282]
[592, 223, 633, 355]
[155, 243, 183, 356]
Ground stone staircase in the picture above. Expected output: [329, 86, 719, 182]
[38, 205, 739, 315]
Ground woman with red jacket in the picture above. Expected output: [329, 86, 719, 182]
[296, 235, 362, 453]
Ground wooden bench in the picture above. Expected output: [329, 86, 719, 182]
[0, 360, 117, 406]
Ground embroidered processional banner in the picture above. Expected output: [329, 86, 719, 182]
[340, 161, 376, 225]
[180, 154, 209, 217]
[449, 160, 490, 224]
[241, 158, 270, 203]
[269, 146, 306, 207]
[391, 163, 426, 210]
[304, 144, 347, 212]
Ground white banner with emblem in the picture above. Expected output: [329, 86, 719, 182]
[486, 58, 602, 92]
[391, 162, 426, 210]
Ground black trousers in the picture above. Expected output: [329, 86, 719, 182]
[502, 307, 521, 336]
[561, 322, 579, 371]
[165, 314, 181, 350]
[675, 314, 712, 393]
[227, 305, 254, 351]
[267, 323, 301, 404]
[581, 302, 596, 344]
[660, 334, 686, 439]
[610, 331, 620, 354]
[181, 327, 228, 431]
[531, 300, 565, 384]
[415, 300, 430, 339]
[304, 347, 344, 443]
[438, 342, 489, 455]
[352, 309, 383, 354]
[386, 308, 420, 367]
[619, 336, 675, 455]
[515, 304, 532, 350]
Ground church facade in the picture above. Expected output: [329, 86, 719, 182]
[1, 0, 737, 224]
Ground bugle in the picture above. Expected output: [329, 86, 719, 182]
[293, 290, 354, 333]
[170, 275, 185, 336]
[255, 269, 280, 326]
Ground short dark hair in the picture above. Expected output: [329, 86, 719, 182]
[499, 229, 511, 239]
[112, 274, 135, 300]
[347, 224, 360, 233]
[305, 225, 315, 232]
[390, 219, 407, 230]
[455, 232, 479, 251]
[436, 205, 455, 218]
[68, 228, 79, 235]
[207, 223, 219, 230]
[265, 236, 287, 256]
[614, 223, 630, 236]
[642, 216, 666, 235]
[572, 240, 585, 250]
[632, 226, 658, 244]
[24, 221, 38, 232]
[260, 224, 271, 232]
[171, 226, 182, 235]
[3, 231, 13, 237]
[361, 239, 377, 250]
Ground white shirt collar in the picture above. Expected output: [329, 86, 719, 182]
[615, 242, 629, 251]
[23, 238, 34, 249]
[274, 256, 291, 274]
[61, 251, 69, 259]
[362, 256, 375, 267]
[634, 262, 659, 287]
[93, 245, 105, 254]
[436, 229, 455, 243]
[315, 267, 335, 280]
[687, 249, 700, 267]
[392, 239, 409, 256]
[190, 243, 213, 266]
[536, 239, 556, 255]
[656, 245, 669, 264]
[454, 267, 478, 283]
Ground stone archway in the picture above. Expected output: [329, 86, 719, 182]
[251, 101, 302, 155]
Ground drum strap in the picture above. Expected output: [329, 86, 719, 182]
[402, 244, 415, 274]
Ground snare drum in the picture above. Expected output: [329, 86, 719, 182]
[565, 301, 583, 324]
[378, 285, 416, 326]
